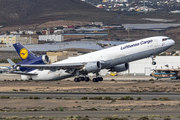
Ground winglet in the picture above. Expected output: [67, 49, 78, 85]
[7, 59, 16, 66]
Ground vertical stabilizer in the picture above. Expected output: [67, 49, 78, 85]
[13, 43, 37, 61]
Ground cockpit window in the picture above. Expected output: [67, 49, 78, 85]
[162, 38, 170, 41]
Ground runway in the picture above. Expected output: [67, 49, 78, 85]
[0, 111, 180, 117]
[1, 92, 180, 100]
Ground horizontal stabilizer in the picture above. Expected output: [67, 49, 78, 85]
[16, 63, 84, 69]
[7, 59, 16, 66]
[10, 71, 38, 75]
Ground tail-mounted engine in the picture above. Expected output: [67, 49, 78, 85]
[15, 55, 50, 71]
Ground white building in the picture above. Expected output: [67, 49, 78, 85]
[38, 35, 63, 42]
[127, 56, 180, 76]
[25, 31, 34, 35]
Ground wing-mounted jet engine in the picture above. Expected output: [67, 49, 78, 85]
[110, 63, 129, 72]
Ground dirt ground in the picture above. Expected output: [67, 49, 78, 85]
[0, 21, 90, 32]
[0, 78, 180, 93]
[0, 99, 180, 112]
[0, 75, 180, 118]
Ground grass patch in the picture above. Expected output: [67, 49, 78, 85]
[46, 96, 52, 99]
[137, 97, 141, 100]
[159, 97, 170, 101]
[103, 116, 129, 120]
[81, 96, 88, 100]
[119, 96, 134, 100]
[86, 107, 97, 111]
[0, 95, 10, 99]
[103, 96, 113, 100]
[152, 98, 158, 100]
[89, 97, 102, 100]
[59, 107, 64, 111]
[33, 96, 40, 99]
[12, 89, 18, 91]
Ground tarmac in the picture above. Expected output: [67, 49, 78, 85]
[0, 74, 153, 81]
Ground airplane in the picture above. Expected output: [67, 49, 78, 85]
[8, 36, 175, 82]
[0, 66, 11, 73]
[150, 69, 180, 80]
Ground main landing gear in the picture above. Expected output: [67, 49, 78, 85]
[74, 77, 90, 82]
[92, 77, 103, 82]
[74, 77, 103, 82]
[74, 70, 103, 82]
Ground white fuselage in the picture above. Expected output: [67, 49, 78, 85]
[22, 36, 175, 80]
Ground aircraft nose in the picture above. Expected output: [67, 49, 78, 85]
[170, 39, 175, 46]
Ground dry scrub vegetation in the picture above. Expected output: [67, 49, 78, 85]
[0, 80, 180, 93]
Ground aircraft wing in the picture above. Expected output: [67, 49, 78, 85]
[16, 63, 84, 70]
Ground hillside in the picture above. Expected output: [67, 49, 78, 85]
[0, 0, 116, 25]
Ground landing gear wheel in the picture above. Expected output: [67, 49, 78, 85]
[98, 77, 103, 81]
[74, 78, 80, 82]
[152, 61, 156, 65]
[84, 77, 90, 82]
[93, 78, 98, 82]
[79, 77, 85, 81]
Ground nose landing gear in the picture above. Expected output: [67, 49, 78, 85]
[151, 55, 156, 65]
[152, 61, 156, 65]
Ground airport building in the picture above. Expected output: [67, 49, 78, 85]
[47, 51, 82, 64]
[126, 56, 180, 76]
[38, 35, 64, 42]
[0, 35, 38, 47]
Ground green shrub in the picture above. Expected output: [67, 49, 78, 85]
[159, 97, 170, 101]
[103, 96, 113, 100]
[59, 107, 64, 111]
[0, 96, 10, 99]
[33, 96, 40, 99]
[137, 97, 141, 100]
[12, 89, 18, 91]
[149, 79, 154, 81]
[111, 79, 116, 81]
[152, 98, 158, 100]
[62, 97, 71, 100]
[164, 118, 171, 120]
[89, 97, 102, 100]
[29, 96, 33, 99]
[120, 96, 134, 100]
[81, 96, 88, 100]
[86, 107, 97, 111]
[138, 116, 149, 120]
[111, 99, 116, 102]
[19, 89, 28, 91]
[46, 96, 52, 99]
[103, 116, 129, 120]
[56, 97, 62, 99]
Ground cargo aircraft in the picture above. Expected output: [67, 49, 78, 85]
[8, 36, 174, 82]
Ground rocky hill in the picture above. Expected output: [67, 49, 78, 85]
[0, 0, 116, 25]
